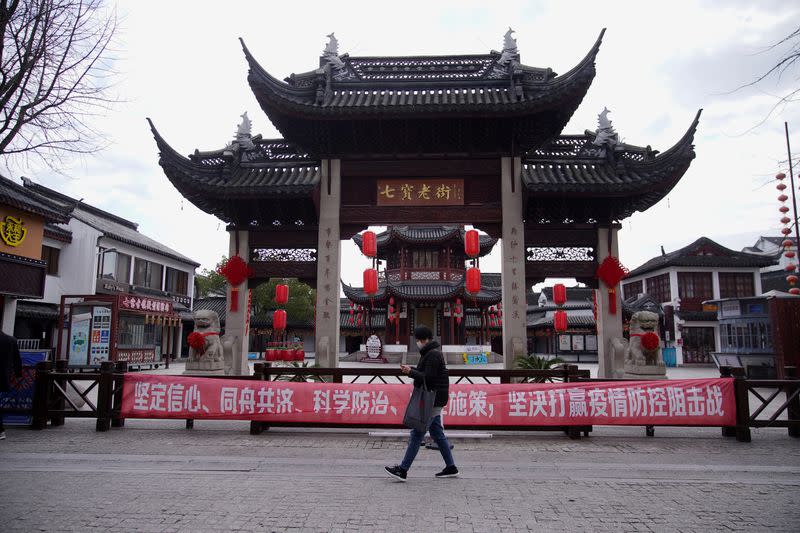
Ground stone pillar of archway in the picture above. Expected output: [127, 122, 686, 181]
[500, 156, 527, 369]
[227, 229, 250, 375]
[314, 159, 342, 368]
[595, 226, 624, 378]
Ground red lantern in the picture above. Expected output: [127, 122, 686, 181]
[783, 239, 795, 248]
[456, 298, 461, 306]
[466, 267, 481, 294]
[293, 349, 304, 361]
[363, 268, 378, 295]
[275, 284, 289, 305]
[777, 183, 787, 191]
[389, 296, 395, 305]
[273, 309, 287, 331]
[786, 264, 797, 272]
[362, 231, 377, 257]
[779, 194, 789, 202]
[777, 172, 787, 180]
[465, 229, 480, 258]
[788, 275, 799, 285]
[553, 283, 567, 306]
[554, 310, 568, 332]
[456, 316, 462, 325]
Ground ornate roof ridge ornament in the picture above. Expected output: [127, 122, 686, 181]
[224, 111, 255, 156]
[322, 32, 345, 69]
[593, 107, 619, 148]
[498, 27, 519, 65]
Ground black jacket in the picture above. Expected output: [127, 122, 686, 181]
[408, 341, 449, 407]
[0, 332, 22, 393]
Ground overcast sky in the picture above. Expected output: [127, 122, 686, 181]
[9, 0, 800, 290]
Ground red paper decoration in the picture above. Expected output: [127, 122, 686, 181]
[554, 310, 568, 332]
[275, 284, 289, 305]
[596, 256, 629, 315]
[464, 229, 480, 258]
[363, 268, 379, 295]
[553, 283, 567, 306]
[362, 230, 377, 257]
[218, 255, 253, 312]
[466, 267, 481, 294]
[187, 332, 206, 352]
[641, 332, 660, 351]
[273, 309, 287, 331]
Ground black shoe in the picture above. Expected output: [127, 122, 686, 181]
[385, 465, 407, 481]
[425, 441, 454, 450]
[435, 465, 459, 478]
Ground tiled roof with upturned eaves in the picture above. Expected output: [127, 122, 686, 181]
[353, 226, 497, 257]
[0, 175, 69, 223]
[627, 237, 776, 278]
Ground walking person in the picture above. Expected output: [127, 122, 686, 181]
[0, 331, 23, 441]
[385, 325, 458, 481]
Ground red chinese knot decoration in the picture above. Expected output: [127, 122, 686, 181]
[218, 255, 253, 312]
[464, 229, 480, 258]
[466, 267, 481, 294]
[187, 332, 207, 353]
[596, 256, 629, 314]
[361, 231, 377, 258]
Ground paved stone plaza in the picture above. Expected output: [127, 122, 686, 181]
[1, 401, 799, 532]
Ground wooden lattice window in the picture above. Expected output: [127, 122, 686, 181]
[622, 280, 643, 301]
[645, 273, 671, 303]
[678, 272, 713, 300]
[718, 272, 755, 298]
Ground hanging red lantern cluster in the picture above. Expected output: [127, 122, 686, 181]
[776, 173, 800, 295]
[454, 297, 463, 325]
[464, 229, 480, 258]
[554, 310, 568, 333]
[487, 305, 503, 328]
[387, 296, 401, 323]
[466, 267, 481, 294]
[350, 303, 366, 327]
[275, 283, 289, 305]
[361, 230, 377, 258]
[596, 256, 628, 314]
[217, 255, 253, 312]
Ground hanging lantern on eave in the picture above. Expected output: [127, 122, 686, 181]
[275, 283, 289, 305]
[273, 309, 287, 332]
[364, 268, 379, 295]
[466, 267, 481, 294]
[554, 310, 568, 333]
[553, 283, 567, 306]
[362, 230, 377, 258]
[465, 229, 480, 258]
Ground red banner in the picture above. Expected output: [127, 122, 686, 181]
[120, 375, 735, 426]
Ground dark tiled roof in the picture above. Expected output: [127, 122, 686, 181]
[627, 237, 777, 278]
[528, 312, 596, 328]
[676, 310, 717, 322]
[149, 120, 320, 223]
[760, 270, 796, 294]
[342, 279, 502, 306]
[23, 178, 199, 267]
[353, 226, 497, 257]
[623, 294, 663, 316]
[522, 110, 701, 218]
[15, 301, 59, 320]
[192, 297, 227, 323]
[43, 224, 72, 243]
[759, 236, 797, 247]
[0, 175, 69, 223]
[242, 32, 603, 115]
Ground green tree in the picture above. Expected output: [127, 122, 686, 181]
[253, 278, 316, 324]
[194, 256, 227, 298]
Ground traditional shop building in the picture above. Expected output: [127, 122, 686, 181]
[622, 237, 775, 366]
[0, 175, 70, 334]
[151, 29, 700, 375]
[9, 178, 199, 363]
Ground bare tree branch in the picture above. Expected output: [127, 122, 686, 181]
[0, 0, 117, 171]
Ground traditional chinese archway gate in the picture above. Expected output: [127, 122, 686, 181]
[149, 29, 700, 376]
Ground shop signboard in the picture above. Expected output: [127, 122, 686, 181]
[117, 348, 156, 364]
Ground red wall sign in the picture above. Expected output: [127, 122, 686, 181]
[119, 295, 173, 315]
[121, 375, 736, 427]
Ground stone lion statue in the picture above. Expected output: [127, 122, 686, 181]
[625, 310, 664, 368]
[188, 310, 224, 363]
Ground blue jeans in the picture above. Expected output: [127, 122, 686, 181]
[400, 415, 454, 470]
